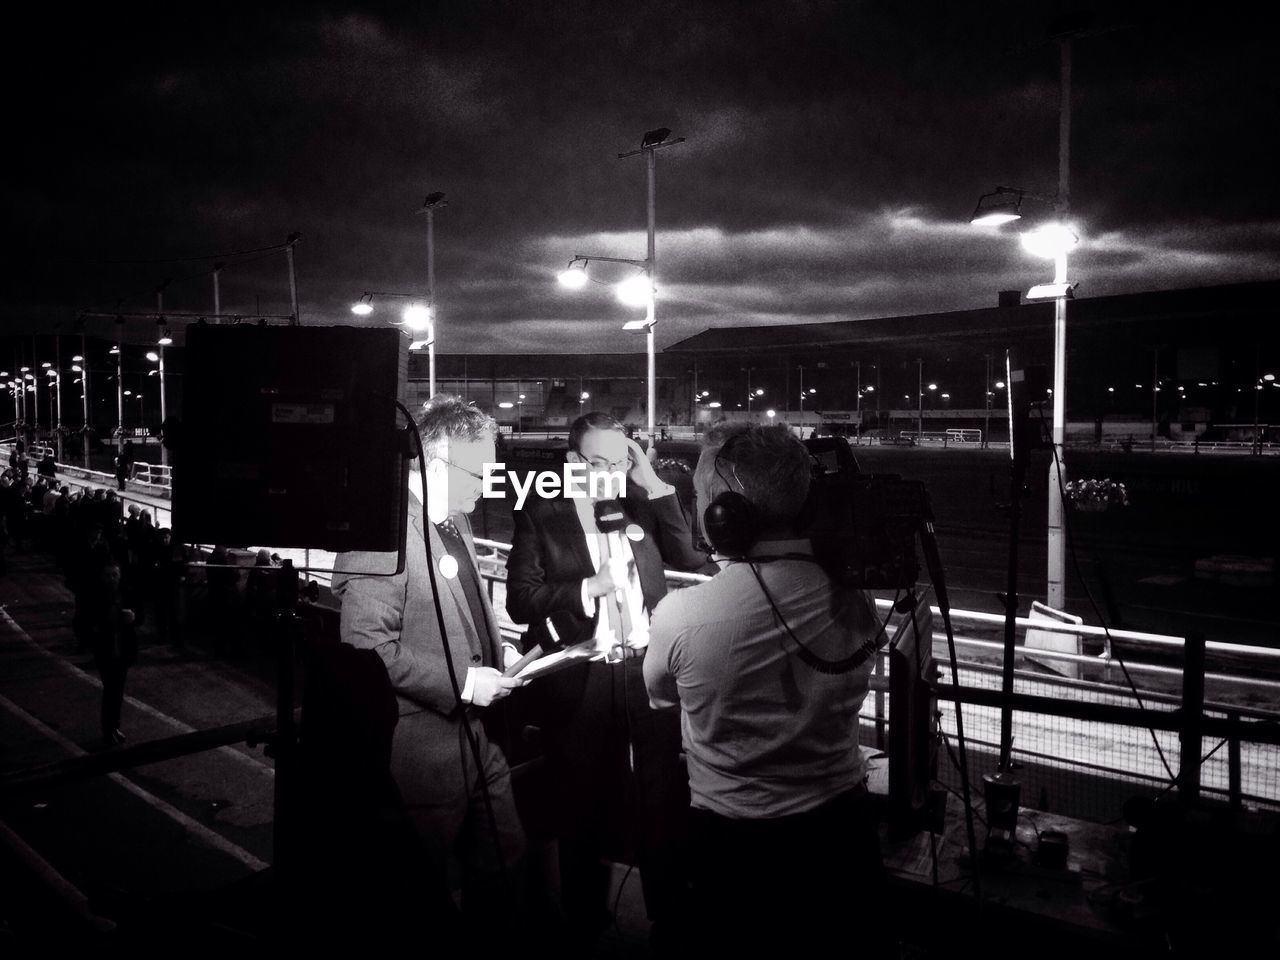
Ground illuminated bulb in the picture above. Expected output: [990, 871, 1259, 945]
[558, 266, 588, 289]
[146, 351, 160, 362]
[615, 274, 654, 307]
[402, 304, 432, 332]
[1020, 223, 1079, 260]
[351, 302, 374, 316]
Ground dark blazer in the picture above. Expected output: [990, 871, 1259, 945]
[506, 491, 708, 718]
[332, 494, 504, 814]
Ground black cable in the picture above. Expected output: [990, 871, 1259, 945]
[743, 558, 900, 674]
[1035, 404, 1178, 786]
[611, 864, 637, 934]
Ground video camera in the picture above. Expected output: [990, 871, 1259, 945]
[800, 437, 926, 591]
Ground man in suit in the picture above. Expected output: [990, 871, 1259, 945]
[506, 412, 710, 952]
[332, 395, 526, 931]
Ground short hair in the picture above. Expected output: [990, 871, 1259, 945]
[568, 411, 624, 454]
[417, 394, 496, 458]
[696, 423, 811, 531]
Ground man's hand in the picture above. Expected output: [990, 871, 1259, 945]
[585, 556, 629, 598]
[624, 436, 668, 497]
[468, 667, 525, 707]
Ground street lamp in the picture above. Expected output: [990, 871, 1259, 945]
[558, 128, 684, 446]
[970, 24, 1081, 616]
[350, 291, 436, 361]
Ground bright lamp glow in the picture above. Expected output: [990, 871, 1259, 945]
[402, 304, 432, 331]
[351, 302, 374, 316]
[157, 330, 173, 346]
[765, 409, 776, 418]
[71, 365, 82, 372]
[1020, 223, 1079, 259]
[72, 355, 83, 362]
[145, 351, 160, 362]
[615, 273, 653, 307]
[973, 211, 1021, 227]
[580, 391, 590, 400]
[558, 266, 589, 289]
[41, 362, 51, 368]
[708, 401, 722, 409]
[498, 402, 514, 409]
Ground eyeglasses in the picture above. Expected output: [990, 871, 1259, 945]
[584, 456, 628, 472]
[442, 460, 485, 482]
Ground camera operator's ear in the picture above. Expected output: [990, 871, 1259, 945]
[703, 491, 758, 557]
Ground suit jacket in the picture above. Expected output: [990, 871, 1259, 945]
[332, 494, 504, 810]
[505, 491, 708, 720]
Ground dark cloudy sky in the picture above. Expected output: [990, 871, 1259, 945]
[4, 1, 1277, 353]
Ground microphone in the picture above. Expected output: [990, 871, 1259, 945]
[593, 499, 627, 533]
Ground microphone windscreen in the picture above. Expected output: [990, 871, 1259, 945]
[593, 499, 627, 532]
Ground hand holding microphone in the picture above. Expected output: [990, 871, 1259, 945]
[586, 555, 629, 599]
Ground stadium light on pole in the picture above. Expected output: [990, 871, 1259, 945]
[560, 127, 685, 446]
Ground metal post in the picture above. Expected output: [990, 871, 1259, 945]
[747, 368, 753, 416]
[1153, 349, 1160, 452]
[213, 262, 223, 324]
[285, 233, 301, 325]
[31, 335, 40, 434]
[855, 360, 861, 437]
[426, 208, 436, 397]
[1045, 36, 1073, 611]
[55, 336, 63, 461]
[691, 363, 697, 431]
[116, 326, 124, 457]
[645, 146, 657, 445]
[81, 332, 90, 467]
[1046, 246, 1068, 608]
[1179, 631, 1206, 804]
[1227, 711, 1242, 811]
[158, 347, 167, 466]
[798, 364, 804, 417]
[917, 358, 923, 439]
[984, 353, 992, 449]
[1253, 342, 1261, 455]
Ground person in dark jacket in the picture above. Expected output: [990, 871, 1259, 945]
[87, 562, 138, 746]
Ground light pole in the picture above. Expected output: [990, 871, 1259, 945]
[619, 129, 684, 445]
[416, 193, 447, 396]
[285, 232, 302, 325]
[557, 130, 684, 446]
[916, 359, 924, 439]
[114, 323, 124, 457]
[971, 35, 1077, 609]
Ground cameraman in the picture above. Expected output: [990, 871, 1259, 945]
[643, 423, 887, 953]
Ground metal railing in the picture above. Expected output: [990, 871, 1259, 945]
[474, 535, 1280, 817]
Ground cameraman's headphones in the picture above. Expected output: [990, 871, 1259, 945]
[702, 434, 760, 557]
